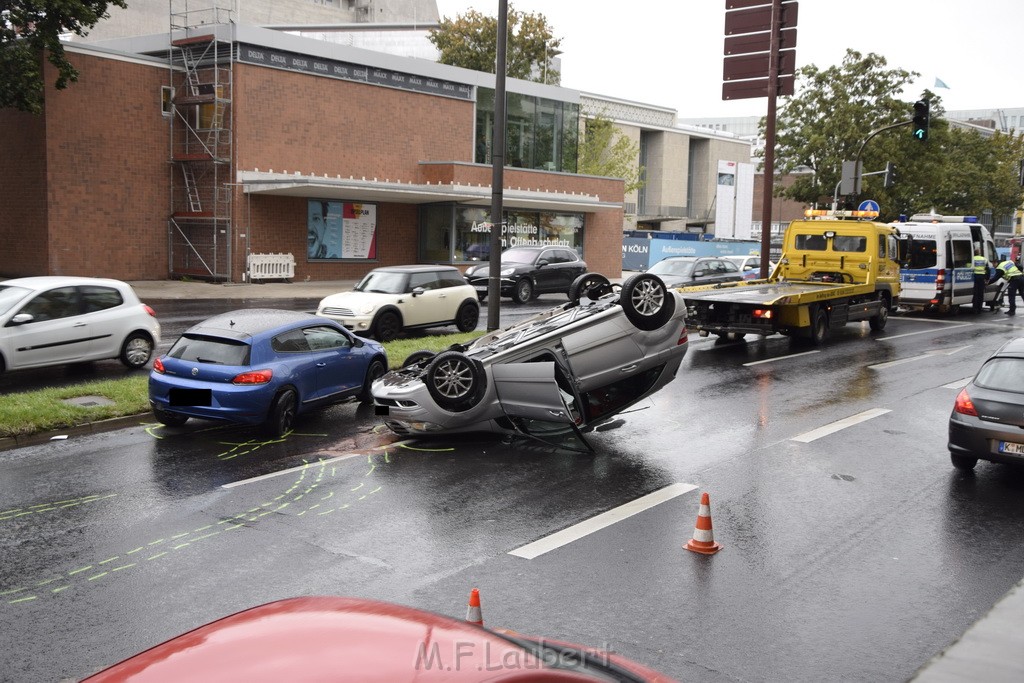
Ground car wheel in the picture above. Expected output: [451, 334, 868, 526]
[568, 273, 612, 303]
[869, 296, 889, 331]
[119, 332, 154, 369]
[357, 359, 386, 404]
[950, 453, 978, 471]
[512, 278, 534, 304]
[154, 408, 189, 427]
[808, 307, 828, 346]
[264, 389, 297, 438]
[402, 350, 436, 368]
[373, 311, 401, 342]
[455, 301, 479, 332]
[619, 273, 675, 330]
[425, 350, 486, 412]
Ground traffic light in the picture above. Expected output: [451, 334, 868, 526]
[883, 162, 896, 189]
[912, 100, 930, 141]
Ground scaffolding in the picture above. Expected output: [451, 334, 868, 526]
[167, 1, 234, 280]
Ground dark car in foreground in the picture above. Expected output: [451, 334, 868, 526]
[646, 256, 744, 288]
[83, 596, 677, 682]
[463, 245, 587, 303]
[148, 309, 387, 437]
[372, 273, 687, 445]
[949, 337, 1024, 470]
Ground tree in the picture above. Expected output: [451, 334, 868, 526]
[767, 49, 1024, 222]
[577, 113, 644, 195]
[0, 0, 127, 114]
[428, 3, 561, 84]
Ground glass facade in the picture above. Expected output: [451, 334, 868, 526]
[474, 87, 579, 173]
[419, 204, 585, 263]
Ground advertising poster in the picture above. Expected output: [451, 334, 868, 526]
[307, 200, 377, 260]
[716, 161, 737, 239]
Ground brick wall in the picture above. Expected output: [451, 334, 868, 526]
[0, 108, 48, 277]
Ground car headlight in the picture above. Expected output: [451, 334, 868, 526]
[501, 267, 516, 276]
[360, 303, 376, 315]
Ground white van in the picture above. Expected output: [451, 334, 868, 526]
[893, 214, 1005, 313]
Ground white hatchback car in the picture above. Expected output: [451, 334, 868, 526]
[0, 276, 160, 373]
[316, 265, 480, 342]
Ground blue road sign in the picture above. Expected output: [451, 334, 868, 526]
[858, 200, 880, 213]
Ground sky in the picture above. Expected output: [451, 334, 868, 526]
[433, 0, 1022, 120]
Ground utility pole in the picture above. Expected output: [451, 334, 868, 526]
[487, 0, 508, 331]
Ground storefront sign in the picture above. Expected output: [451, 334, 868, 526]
[308, 200, 377, 260]
[239, 45, 474, 101]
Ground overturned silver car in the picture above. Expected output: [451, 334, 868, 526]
[371, 273, 688, 445]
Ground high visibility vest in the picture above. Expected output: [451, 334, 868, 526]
[998, 260, 1022, 279]
[973, 255, 989, 274]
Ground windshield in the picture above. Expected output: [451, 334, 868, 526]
[0, 285, 31, 317]
[648, 260, 694, 277]
[355, 271, 409, 294]
[500, 248, 540, 265]
[906, 239, 938, 270]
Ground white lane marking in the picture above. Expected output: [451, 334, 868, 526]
[869, 345, 972, 370]
[943, 377, 973, 389]
[509, 483, 698, 560]
[875, 322, 970, 341]
[222, 454, 362, 489]
[791, 408, 891, 443]
[744, 350, 820, 366]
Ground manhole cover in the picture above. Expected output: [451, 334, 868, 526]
[62, 395, 115, 408]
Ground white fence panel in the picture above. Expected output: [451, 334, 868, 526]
[247, 253, 295, 281]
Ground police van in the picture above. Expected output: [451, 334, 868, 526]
[893, 213, 1005, 313]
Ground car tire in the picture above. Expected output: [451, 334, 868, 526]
[373, 311, 401, 342]
[619, 273, 675, 331]
[154, 408, 189, 427]
[357, 359, 386, 404]
[869, 296, 889, 331]
[512, 278, 534, 304]
[264, 389, 297, 438]
[120, 332, 154, 369]
[402, 350, 436, 368]
[568, 273, 612, 303]
[425, 350, 486, 412]
[808, 307, 829, 346]
[950, 453, 978, 471]
[455, 301, 479, 332]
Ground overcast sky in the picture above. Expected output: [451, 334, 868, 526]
[434, 0, 1022, 119]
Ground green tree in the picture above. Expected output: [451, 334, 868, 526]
[1, 0, 127, 114]
[577, 113, 644, 195]
[768, 49, 1024, 222]
[428, 3, 561, 84]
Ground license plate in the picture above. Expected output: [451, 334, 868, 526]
[474, 285, 487, 292]
[169, 388, 212, 407]
[998, 441, 1024, 455]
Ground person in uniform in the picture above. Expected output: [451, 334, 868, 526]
[990, 257, 1024, 315]
[972, 247, 990, 314]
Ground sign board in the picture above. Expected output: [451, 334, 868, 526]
[724, 27, 797, 56]
[724, 1, 798, 35]
[724, 49, 796, 80]
[858, 200, 880, 213]
[722, 75, 794, 100]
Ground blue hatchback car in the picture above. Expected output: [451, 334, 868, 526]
[149, 309, 387, 436]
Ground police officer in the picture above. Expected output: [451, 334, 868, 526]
[990, 256, 1024, 315]
[972, 247, 990, 313]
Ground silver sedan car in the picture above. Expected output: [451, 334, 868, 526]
[948, 337, 1024, 470]
[371, 273, 688, 443]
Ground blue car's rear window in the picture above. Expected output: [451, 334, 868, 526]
[168, 334, 250, 366]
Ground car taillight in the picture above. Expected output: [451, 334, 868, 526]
[753, 309, 772, 319]
[143, 304, 156, 318]
[232, 369, 273, 385]
[153, 357, 165, 374]
[953, 388, 978, 416]
[677, 328, 688, 345]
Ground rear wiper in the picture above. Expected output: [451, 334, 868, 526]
[195, 357, 220, 364]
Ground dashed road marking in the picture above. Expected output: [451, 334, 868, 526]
[791, 408, 891, 443]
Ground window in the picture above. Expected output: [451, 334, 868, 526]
[950, 239, 972, 268]
[303, 326, 351, 351]
[409, 271, 440, 291]
[20, 287, 79, 322]
[797, 234, 827, 251]
[907, 239, 938, 269]
[721, 260, 739, 273]
[80, 286, 124, 313]
[833, 236, 866, 252]
[272, 329, 310, 353]
[161, 86, 174, 117]
[169, 335, 250, 366]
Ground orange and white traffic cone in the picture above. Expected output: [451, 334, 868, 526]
[465, 588, 483, 626]
[685, 492, 722, 555]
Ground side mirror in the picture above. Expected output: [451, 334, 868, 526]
[8, 313, 33, 326]
[352, 336, 364, 348]
[693, 270, 706, 278]
[411, 286, 425, 297]
[536, 259, 549, 268]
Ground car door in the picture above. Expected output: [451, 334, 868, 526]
[4, 286, 89, 369]
[77, 284, 128, 360]
[492, 362, 574, 424]
[401, 271, 451, 326]
[270, 328, 321, 403]
[555, 249, 586, 291]
[301, 325, 364, 400]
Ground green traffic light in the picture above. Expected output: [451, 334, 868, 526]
[914, 128, 925, 139]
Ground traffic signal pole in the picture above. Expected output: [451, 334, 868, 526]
[850, 120, 911, 205]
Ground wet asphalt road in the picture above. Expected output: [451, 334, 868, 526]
[3, 309, 1024, 681]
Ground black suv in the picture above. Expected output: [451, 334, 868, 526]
[464, 246, 588, 303]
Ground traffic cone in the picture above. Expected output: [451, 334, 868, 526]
[685, 492, 722, 555]
[465, 588, 483, 626]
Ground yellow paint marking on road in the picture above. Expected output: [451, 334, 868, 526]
[358, 495, 367, 501]
[225, 523, 244, 531]
[9, 595, 37, 604]
[275, 502, 290, 511]
[172, 543, 190, 550]
[170, 532, 189, 540]
[194, 525, 213, 532]
[368, 486, 382, 495]
[148, 539, 165, 546]
[98, 557, 119, 565]
[68, 566, 93, 576]
[111, 563, 136, 572]
[147, 552, 167, 561]
[321, 491, 334, 500]
[35, 578, 59, 587]
[126, 547, 144, 555]
[350, 482, 364, 492]
[193, 531, 221, 542]
[297, 510, 307, 516]
[87, 572, 108, 581]
[317, 508, 336, 516]
[0, 587, 27, 596]
[144, 425, 165, 439]
[398, 443, 453, 452]
[51, 586, 70, 594]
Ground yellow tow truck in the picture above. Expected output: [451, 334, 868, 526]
[678, 210, 909, 345]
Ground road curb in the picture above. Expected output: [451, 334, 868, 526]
[0, 413, 150, 452]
